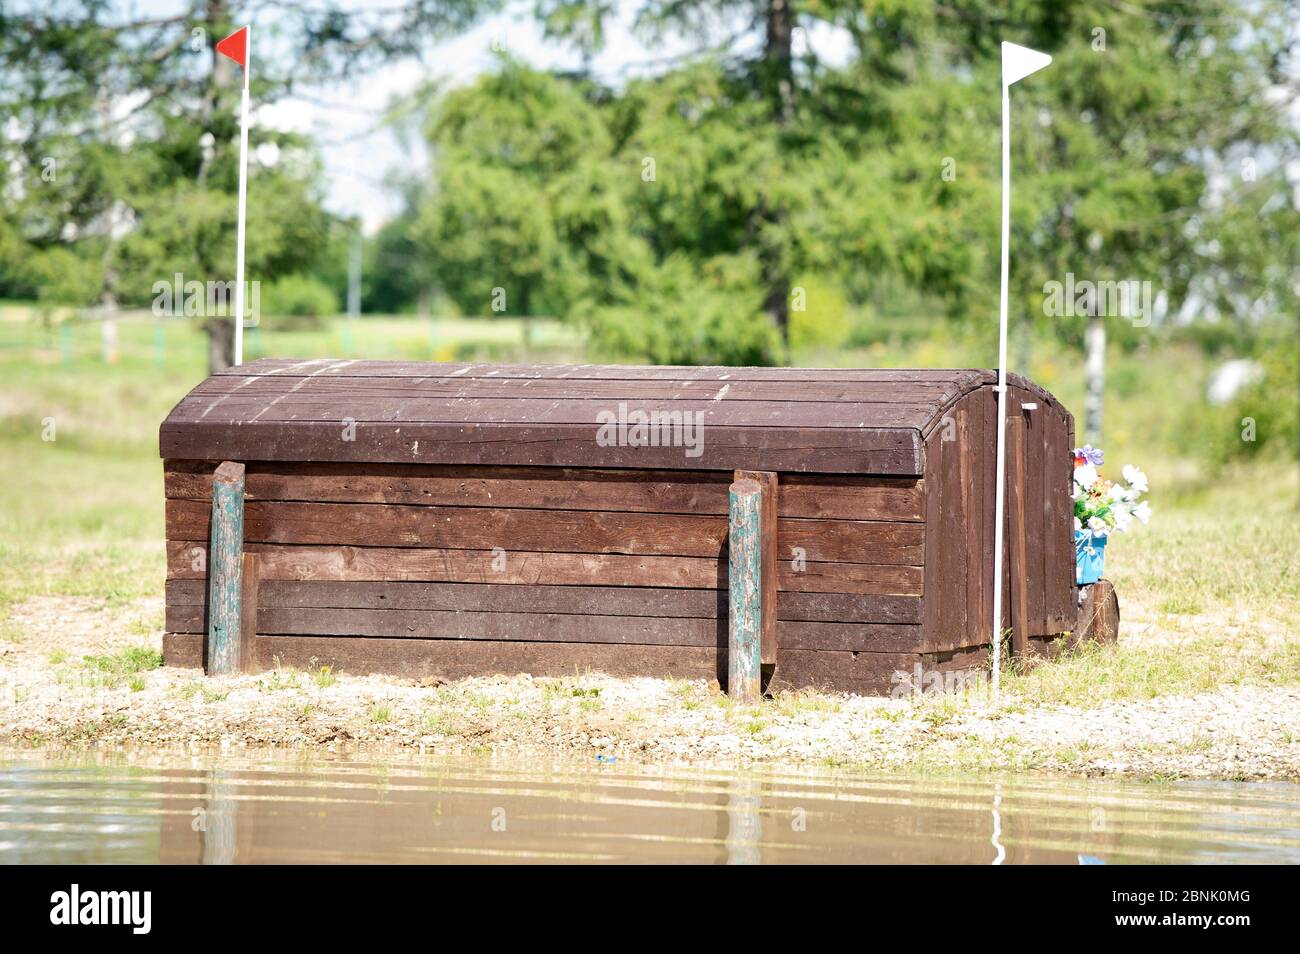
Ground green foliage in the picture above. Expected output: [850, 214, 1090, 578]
[1209, 330, 1300, 466]
[587, 252, 779, 365]
[789, 276, 851, 351]
[263, 274, 339, 319]
[406, 1, 1296, 367]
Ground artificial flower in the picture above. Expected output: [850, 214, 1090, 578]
[1122, 464, 1149, 494]
[1073, 445, 1105, 466]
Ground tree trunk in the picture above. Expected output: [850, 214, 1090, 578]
[761, 0, 795, 356]
[1084, 313, 1105, 444]
[207, 317, 235, 373]
[764, 0, 796, 126]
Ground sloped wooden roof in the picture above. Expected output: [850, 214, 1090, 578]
[159, 358, 1051, 475]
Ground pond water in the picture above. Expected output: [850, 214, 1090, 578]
[1, 749, 1297, 864]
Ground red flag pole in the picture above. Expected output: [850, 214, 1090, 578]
[231, 26, 251, 366]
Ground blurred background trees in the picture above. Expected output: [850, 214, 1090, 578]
[1, 0, 1296, 454]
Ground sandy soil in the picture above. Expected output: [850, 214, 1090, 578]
[1, 595, 1298, 781]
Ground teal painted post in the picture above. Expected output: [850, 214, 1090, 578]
[728, 478, 763, 703]
[207, 461, 246, 675]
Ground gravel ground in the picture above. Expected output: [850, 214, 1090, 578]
[1, 595, 1298, 780]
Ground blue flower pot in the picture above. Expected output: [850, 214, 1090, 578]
[1074, 529, 1108, 585]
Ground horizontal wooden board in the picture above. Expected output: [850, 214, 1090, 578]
[165, 498, 924, 564]
[164, 604, 922, 653]
[211, 359, 995, 385]
[163, 462, 926, 523]
[159, 419, 924, 475]
[166, 580, 923, 624]
[189, 374, 964, 405]
[166, 542, 924, 595]
[168, 394, 940, 430]
[162, 632, 959, 693]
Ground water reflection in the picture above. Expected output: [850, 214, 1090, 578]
[1, 749, 1297, 864]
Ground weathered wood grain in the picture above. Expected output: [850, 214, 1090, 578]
[166, 498, 925, 565]
[165, 463, 926, 523]
[163, 632, 959, 693]
[1008, 416, 1030, 657]
[206, 461, 245, 675]
[210, 358, 996, 385]
[166, 604, 922, 652]
[160, 419, 924, 475]
[166, 541, 924, 595]
[727, 478, 763, 701]
[188, 374, 964, 405]
[1074, 579, 1120, 647]
[239, 552, 259, 675]
[736, 470, 778, 665]
[166, 579, 923, 625]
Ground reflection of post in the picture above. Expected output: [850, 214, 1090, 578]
[201, 770, 237, 865]
[990, 784, 1006, 866]
[725, 779, 762, 865]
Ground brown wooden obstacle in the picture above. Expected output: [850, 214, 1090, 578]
[160, 358, 1084, 694]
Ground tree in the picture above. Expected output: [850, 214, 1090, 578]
[410, 0, 1296, 379]
[0, 0, 502, 370]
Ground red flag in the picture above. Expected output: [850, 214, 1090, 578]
[215, 26, 249, 74]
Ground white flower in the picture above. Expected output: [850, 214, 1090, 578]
[1074, 463, 1098, 490]
[1122, 465, 1148, 494]
[1132, 500, 1152, 524]
[1088, 515, 1107, 533]
[1073, 516, 1082, 532]
[1112, 506, 1133, 533]
[1108, 483, 1127, 501]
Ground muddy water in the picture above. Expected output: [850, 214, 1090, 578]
[1, 749, 1297, 864]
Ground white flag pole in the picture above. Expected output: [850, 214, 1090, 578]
[991, 42, 1051, 691]
[232, 27, 251, 367]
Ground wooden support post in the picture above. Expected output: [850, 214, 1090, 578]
[1008, 418, 1030, 657]
[1074, 580, 1120, 648]
[207, 461, 246, 675]
[734, 470, 777, 666]
[728, 478, 763, 703]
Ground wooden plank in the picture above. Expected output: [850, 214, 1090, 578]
[727, 478, 763, 701]
[1023, 397, 1047, 634]
[166, 498, 925, 565]
[166, 541, 924, 595]
[188, 374, 963, 405]
[1073, 579, 1120, 647]
[165, 462, 926, 523]
[167, 579, 923, 625]
[167, 632, 727, 683]
[159, 420, 925, 475]
[166, 603, 922, 652]
[163, 630, 942, 694]
[168, 394, 941, 429]
[1008, 417, 1031, 658]
[736, 471, 777, 665]
[920, 396, 969, 652]
[211, 358, 994, 385]
[965, 389, 986, 644]
[1043, 401, 1075, 633]
[206, 462, 245, 675]
[240, 552, 259, 674]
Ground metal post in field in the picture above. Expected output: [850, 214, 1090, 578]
[728, 478, 763, 703]
[992, 41, 1052, 690]
[206, 461, 246, 675]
